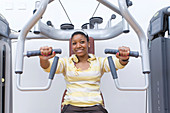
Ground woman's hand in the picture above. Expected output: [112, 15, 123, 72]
[39, 46, 56, 69]
[116, 46, 130, 66]
[39, 46, 56, 60]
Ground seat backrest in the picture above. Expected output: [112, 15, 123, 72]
[69, 37, 95, 56]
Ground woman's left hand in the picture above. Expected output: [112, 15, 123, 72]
[116, 46, 130, 66]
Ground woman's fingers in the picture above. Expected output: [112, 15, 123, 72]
[118, 46, 130, 56]
[116, 46, 130, 60]
[40, 46, 52, 56]
[39, 46, 55, 60]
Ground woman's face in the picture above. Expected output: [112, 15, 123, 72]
[71, 34, 90, 57]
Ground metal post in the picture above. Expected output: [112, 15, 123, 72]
[0, 40, 12, 113]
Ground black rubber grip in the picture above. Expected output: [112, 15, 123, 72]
[27, 49, 62, 57]
[105, 49, 139, 58]
[107, 56, 118, 79]
[49, 56, 59, 80]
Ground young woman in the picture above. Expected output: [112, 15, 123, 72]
[39, 31, 130, 113]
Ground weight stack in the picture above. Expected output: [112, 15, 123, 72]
[150, 37, 170, 113]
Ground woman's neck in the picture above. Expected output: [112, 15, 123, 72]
[77, 54, 89, 62]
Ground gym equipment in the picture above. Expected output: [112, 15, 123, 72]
[0, 0, 150, 112]
[105, 49, 149, 91]
[11, 0, 150, 111]
[105, 49, 139, 57]
[0, 14, 12, 113]
[60, 23, 74, 30]
[148, 6, 170, 113]
[14, 0, 150, 87]
[90, 17, 103, 29]
[17, 49, 62, 91]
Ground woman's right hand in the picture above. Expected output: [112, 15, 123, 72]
[39, 46, 56, 60]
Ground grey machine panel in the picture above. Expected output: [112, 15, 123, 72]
[150, 37, 170, 113]
[0, 14, 10, 38]
[149, 6, 170, 113]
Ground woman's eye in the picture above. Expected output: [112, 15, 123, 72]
[72, 42, 76, 45]
[80, 41, 85, 44]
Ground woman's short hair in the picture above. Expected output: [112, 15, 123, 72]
[71, 30, 89, 42]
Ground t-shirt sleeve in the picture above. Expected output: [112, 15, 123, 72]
[100, 57, 125, 73]
[43, 58, 66, 74]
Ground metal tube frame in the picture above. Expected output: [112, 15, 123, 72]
[114, 0, 150, 91]
[15, 0, 51, 91]
[16, 74, 52, 91]
[38, 20, 124, 40]
[114, 74, 149, 91]
[0, 40, 13, 113]
[14, 0, 150, 91]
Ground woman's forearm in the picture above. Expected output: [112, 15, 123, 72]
[119, 59, 129, 66]
[40, 59, 50, 69]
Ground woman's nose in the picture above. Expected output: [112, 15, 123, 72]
[76, 43, 81, 48]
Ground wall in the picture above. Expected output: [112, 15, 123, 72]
[0, 0, 169, 113]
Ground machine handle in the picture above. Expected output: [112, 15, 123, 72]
[26, 49, 62, 57]
[107, 56, 118, 79]
[105, 49, 139, 58]
[16, 55, 60, 91]
[49, 56, 59, 80]
[106, 55, 148, 91]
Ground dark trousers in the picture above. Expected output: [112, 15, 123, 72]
[61, 104, 108, 113]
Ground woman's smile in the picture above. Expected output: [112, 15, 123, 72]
[76, 49, 83, 53]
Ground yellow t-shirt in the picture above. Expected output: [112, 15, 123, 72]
[44, 54, 125, 107]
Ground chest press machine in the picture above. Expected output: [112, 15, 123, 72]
[14, 0, 150, 90]
[0, 0, 151, 113]
[14, 0, 150, 110]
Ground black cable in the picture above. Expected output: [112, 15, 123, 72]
[59, 0, 72, 24]
[11, 29, 18, 33]
[91, 2, 100, 17]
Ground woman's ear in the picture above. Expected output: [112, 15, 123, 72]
[88, 42, 90, 48]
